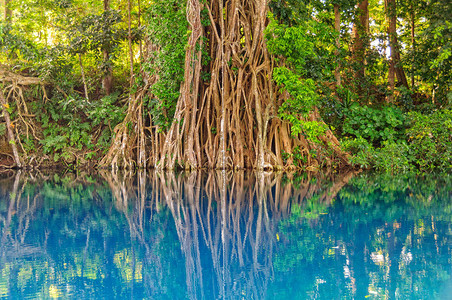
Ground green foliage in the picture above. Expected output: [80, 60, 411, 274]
[89, 92, 125, 128]
[266, 13, 336, 80]
[142, 0, 189, 130]
[266, 13, 334, 143]
[373, 140, 413, 173]
[342, 109, 452, 172]
[37, 92, 125, 163]
[409, 1, 452, 104]
[0, 0, 137, 164]
[342, 105, 407, 146]
[66, 9, 140, 85]
[341, 136, 375, 169]
[343, 137, 415, 173]
[407, 109, 452, 171]
[268, 0, 309, 25]
[68, 10, 127, 54]
[0, 23, 41, 63]
[281, 146, 308, 167]
[273, 68, 318, 115]
[269, 0, 356, 26]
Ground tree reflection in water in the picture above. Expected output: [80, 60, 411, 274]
[0, 170, 451, 299]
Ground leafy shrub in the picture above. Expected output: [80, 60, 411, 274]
[341, 136, 375, 169]
[342, 105, 407, 146]
[373, 140, 413, 173]
[265, 14, 334, 144]
[143, 0, 188, 130]
[407, 109, 452, 171]
[342, 138, 413, 173]
[281, 146, 308, 167]
[88, 92, 125, 128]
[37, 91, 125, 163]
[343, 109, 452, 173]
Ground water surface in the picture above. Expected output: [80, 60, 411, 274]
[0, 170, 451, 299]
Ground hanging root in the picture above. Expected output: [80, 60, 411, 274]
[100, 87, 149, 170]
[0, 89, 21, 168]
[102, 0, 351, 171]
[0, 69, 47, 168]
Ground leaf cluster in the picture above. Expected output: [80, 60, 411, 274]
[266, 14, 335, 144]
[141, 0, 189, 131]
[36, 92, 125, 163]
[342, 104, 407, 146]
[342, 109, 452, 172]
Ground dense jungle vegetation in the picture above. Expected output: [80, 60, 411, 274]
[0, 0, 450, 172]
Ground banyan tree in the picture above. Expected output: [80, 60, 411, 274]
[101, 0, 350, 171]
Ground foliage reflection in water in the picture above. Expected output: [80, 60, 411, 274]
[0, 170, 451, 299]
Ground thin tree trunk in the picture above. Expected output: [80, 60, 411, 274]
[334, 4, 341, 87]
[411, 8, 415, 88]
[102, 0, 113, 95]
[385, 0, 394, 102]
[78, 53, 89, 101]
[352, 0, 368, 81]
[386, 0, 409, 89]
[102, 51, 113, 95]
[0, 90, 21, 168]
[394, 50, 408, 88]
[388, 56, 395, 102]
[138, 0, 143, 61]
[128, 0, 134, 80]
[3, 0, 12, 59]
[3, 0, 11, 23]
[219, 0, 226, 169]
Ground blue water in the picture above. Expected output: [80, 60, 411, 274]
[0, 170, 451, 299]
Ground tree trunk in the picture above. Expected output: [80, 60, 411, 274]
[385, 0, 394, 102]
[128, 0, 134, 80]
[352, 0, 368, 81]
[78, 53, 89, 101]
[386, 0, 409, 89]
[138, 0, 143, 61]
[411, 7, 415, 88]
[155, 0, 350, 170]
[0, 90, 21, 168]
[102, 51, 113, 95]
[3, 0, 11, 23]
[387, 55, 395, 102]
[334, 4, 341, 87]
[102, 0, 113, 95]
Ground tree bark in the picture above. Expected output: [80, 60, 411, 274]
[103, 0, 110, 11]
[0, 90, 21, 168]
[334, 4, 341, 87]
[410, 7, 415, 88]
[385, 0, 394, 102]
[352, 0, 368, 81]
[386, 0, 409, 89]
[78, 53, 89, 101]
[128, 0, 134, 80]
[138, 0, 143, 61]
[3, 0, 11, 23]
[102, 0, 113, 95]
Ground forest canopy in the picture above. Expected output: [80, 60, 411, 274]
[0, 0, 450, 172]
